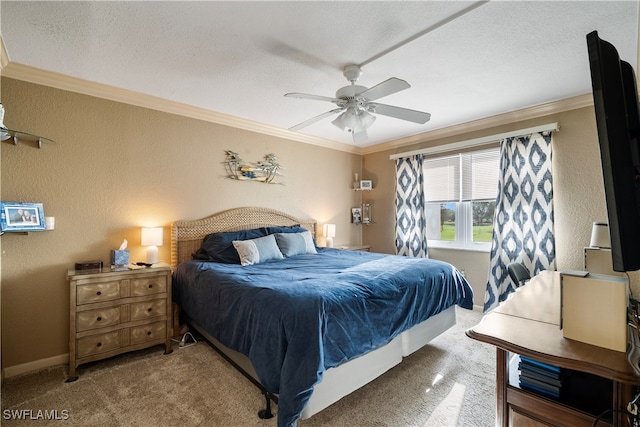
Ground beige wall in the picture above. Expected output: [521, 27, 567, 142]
[3, 76, 639, 374]
[0, 78, 362, 372]
[362, 107, 640, 308]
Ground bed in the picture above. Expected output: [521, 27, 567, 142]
[170, 207, 473, 427]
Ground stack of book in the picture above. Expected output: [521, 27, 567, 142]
[518, 356, 564, 399]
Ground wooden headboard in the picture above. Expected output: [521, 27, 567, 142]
[170, 206, 316, 267]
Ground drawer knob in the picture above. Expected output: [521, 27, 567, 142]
[96, 291, 102, 296]
[147, 308, 152, 312]
[97, 342, 102, 347]
[148, 284, 153, 289]
[97, 317, 102, 321]
[147, 331, 152, 336]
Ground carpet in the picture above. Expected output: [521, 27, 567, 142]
[1, 307, 495, 426]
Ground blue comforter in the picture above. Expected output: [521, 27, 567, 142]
[172, 248, 473, 426]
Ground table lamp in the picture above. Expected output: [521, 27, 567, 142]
[323, 223, 336, 248]
[141, 227, 163, 264]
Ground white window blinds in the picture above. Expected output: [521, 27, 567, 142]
[424, 147, 500, 203]
[424, 155, 460, 203]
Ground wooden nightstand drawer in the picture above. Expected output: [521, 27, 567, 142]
[77, 281, 122, 305]
[130, 321, 166, 345]
[130, 299, 167, 321]
[131, 276, 167, 296]
[76, 331, 121, 358]
[76, 307, 121, 332]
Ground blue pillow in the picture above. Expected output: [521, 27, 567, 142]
[265, 225, 306, 234]
[274, 231, 318, 257]
[193, 228, 269, 263]
[232, 234, 285, 266]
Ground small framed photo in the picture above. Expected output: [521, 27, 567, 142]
[0, 202, 46, 232]
[351, 207, 362, 224]
[360, 180, 372, 190]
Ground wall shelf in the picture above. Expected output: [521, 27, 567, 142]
[351, 173, 373, 191]
[2, 127, 55, 149]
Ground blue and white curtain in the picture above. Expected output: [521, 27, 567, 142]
[484, 132, 556, 311]
[395, 155, 428, 257]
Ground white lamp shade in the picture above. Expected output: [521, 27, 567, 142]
[331, 107, 376, 133]
[323, 223, 336, 248]
[141, 227, 163, 246]
[323, 223, 336, 238]
[589, 222, 611, 248]
[141, 227, 163, 264]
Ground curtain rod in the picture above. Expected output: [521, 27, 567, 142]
[389, 122, 559, 160]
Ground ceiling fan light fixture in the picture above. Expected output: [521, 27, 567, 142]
[286, 66, 429, 143]
[332, 107, 376, 134]
[331, 108, 352, 131]
[358, 109, 376, 130]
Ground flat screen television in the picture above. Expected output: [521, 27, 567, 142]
[587, 31, 640, 272]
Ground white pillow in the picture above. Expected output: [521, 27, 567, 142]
[274, 231, 317, 257]
[232, 234, 284, 266]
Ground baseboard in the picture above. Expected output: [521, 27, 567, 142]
[3, 353, 68, 379]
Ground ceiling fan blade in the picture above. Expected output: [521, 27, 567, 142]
[359, 78, 410, 101]
[352, 129, 368, 144]
[289, 108, 343, 131]
[285, 93, 341, 103]
[370, 103, 431, 124]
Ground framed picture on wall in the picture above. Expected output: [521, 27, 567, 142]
[351, 207, 362, 224]
[0, 202, 46, 232]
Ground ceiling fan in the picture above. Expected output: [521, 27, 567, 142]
[285, 65, 431, 143]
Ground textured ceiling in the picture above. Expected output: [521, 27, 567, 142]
[1, 1, 638, 147]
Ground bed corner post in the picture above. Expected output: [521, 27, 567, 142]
[258, 392, 275, 419]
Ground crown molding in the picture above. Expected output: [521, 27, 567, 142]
[1, 60, 594, 157]
[1, 61, 361, 154]
[361, 94, 593, 155]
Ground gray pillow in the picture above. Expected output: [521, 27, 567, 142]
[232, 234, 284, 266]
[274, 231, 317, 257]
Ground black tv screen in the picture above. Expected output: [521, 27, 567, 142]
[587, 31, 640, 272]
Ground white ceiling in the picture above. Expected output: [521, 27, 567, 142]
[1, 1, 638, 148]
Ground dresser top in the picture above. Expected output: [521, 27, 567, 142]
[467, 270, 640, 384]
[67, 263, 171, 279]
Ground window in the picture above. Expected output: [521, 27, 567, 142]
[424, 147, 500, 251]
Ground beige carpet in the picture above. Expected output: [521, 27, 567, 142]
[1, 307, 495, 426]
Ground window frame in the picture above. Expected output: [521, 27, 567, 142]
[423, 147, 499, 252]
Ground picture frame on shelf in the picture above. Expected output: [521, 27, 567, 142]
[360, 180, 372, 190]
[0, 202, 46, 232]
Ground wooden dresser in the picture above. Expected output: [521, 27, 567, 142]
[467, 271, 640, 426]
[67, 266, 172, 381]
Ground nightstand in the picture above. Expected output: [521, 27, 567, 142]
[67, 265, 172, 381]
[337, 244, 371, 252]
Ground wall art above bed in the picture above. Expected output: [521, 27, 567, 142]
[224, 150, 284, 184]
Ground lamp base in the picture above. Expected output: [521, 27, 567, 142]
[326, 237, 334, 248]
[146, 246, 159, 264]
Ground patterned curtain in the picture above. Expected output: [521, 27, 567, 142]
[395, 155, 428, 257]
[484, 132, 556, 311]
